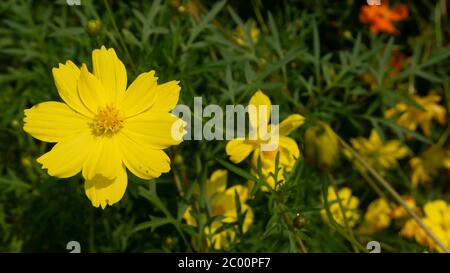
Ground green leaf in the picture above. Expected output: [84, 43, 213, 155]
[132, 216, 173, 234]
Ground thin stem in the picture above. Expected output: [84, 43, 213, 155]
[250, 0, 268, 33]
[279, 205, 308, 253]
[173, 167, 185, 198]
[359, 169, 390, 203]
[339, 136, 450, 253]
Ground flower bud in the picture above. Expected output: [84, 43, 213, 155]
[10, 119, 19, 129]
[21, 155, 32, 168]
[304, 122, 339, 171]
[293, 213, 307, 229]
[86, 19, 102, 37]
[174, 154, 184, 166]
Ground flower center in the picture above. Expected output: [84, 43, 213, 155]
[93, 105, 124, 135]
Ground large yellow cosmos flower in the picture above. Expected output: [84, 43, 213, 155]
[23, 46, 185, 208]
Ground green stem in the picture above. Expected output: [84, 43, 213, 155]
[278, 203, 308, 253]
[359, 170, 390, 203]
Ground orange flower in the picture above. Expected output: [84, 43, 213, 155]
[359, 1, 408, 34]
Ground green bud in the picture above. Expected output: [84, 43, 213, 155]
[304, 122, 339, 171]
[86, 19, 102, 37]
[293, 213, 307, 229]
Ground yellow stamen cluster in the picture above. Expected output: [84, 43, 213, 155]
[93, 105, 124, 135]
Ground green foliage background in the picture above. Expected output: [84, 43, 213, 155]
[0, 0, 449, 252]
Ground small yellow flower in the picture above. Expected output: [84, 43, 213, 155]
[343, 129, 408, 174]
[23, 46, 185, 208]
[400, 218, 419, 239]
[391, 195, 418, 219]
[234, 21, 260, 46]
[401, 200, 450, 252]
[409, 145, 450, 187]
[385, 94, 447, 136]
[409, 158, 431, 187]
[183, 170, 254, 250]
[364, 198, 392, 232]
[321, 186, 360, 228]
[226, 90, 305, 191]
[304, 122, 339, 171]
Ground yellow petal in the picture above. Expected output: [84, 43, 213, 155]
[241, 204, 254, 232]
[279, 114, 305, 136]
[248, 90, 271, 129]
[85, 165, 128, 209]
[92, 46, 127, 103]
[207, 170, 228, 198]
[120, 71, 158, 117]
[122, 111, 184, 149]
[82, 136, 122, 181]
[443, 158, 450, 169]
[279, 136, 300, 170]
[424, 200, 447, 220]
[24, 102, 90, 143]
[368, 129, 382, 146]
[225, 138, 254, 163]
[78, 64, 108, 113]
[52, 61, 92, 117]
[36, 132, 95, 178]
[225, 185, 249, 204]
[183, 206, 198, 226]
[118, 132, 171, 179]
[150, 80, 181, 112]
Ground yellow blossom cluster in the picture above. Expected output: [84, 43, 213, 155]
[183, 170, 254, 249]
[321, 186, 360, 228]
[401, 200, 450, 252]
[343, 129, 409, 174]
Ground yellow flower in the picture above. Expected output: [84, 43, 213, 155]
[234, 21, 260, 46]
[23, 46, 185, 208]
[409, 158, 431, 187]
[183, 170, 254, 250]
[400, 218, 419, 239]
[401, 200, 450, 252]
[364, 198, 392, 232]
[391, 195, 418, 219]
[321, 186, 360, 228]
[385, 94, 447, 136]
[343, 129, 408, 174]
[409, 145, 450, 187]
[204, 221, 236, 250]
[249, 165, 285, 192]
[304, 122, 339, 171]
[226, 90, 305, 191]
